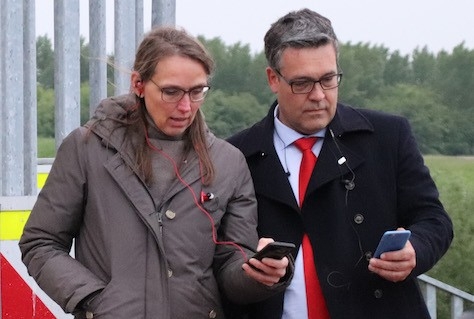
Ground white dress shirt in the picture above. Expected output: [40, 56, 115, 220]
[273, 105, 326, 319]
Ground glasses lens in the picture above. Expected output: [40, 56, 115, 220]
[161, 86, 210, 102]
[189, 87, 209, 102]
[161, 88, 184, 102]
[320, 74, 341, 89]
[290, 81, 314, 94]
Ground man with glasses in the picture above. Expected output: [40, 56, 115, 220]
[228, 8, 452, 319]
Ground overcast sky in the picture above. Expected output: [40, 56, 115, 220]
[36, 0, 474, 56]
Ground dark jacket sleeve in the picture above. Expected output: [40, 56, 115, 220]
[394, 117, 453, 275]
[211, 144, 293, 304]
[18, 128, 107, 313]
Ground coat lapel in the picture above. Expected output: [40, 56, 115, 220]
[103, 153, 165, 245]
[236, 102, 373, 208]
[250, 148, 299, 210]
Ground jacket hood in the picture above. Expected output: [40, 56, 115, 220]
[85, 94, 135, 150]
[85, 94, 217, 160]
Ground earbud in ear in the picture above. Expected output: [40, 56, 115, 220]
[135, 80, 144, 98]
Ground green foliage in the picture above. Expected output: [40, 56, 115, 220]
[412, 46, 437, 86]
[80, 36, 90, 83]
[36, 35, 55, 89]
[37, 83, 92, 138]
[367, 84, 451, 154]
[37, 85, 55, 137]
[383, 50, 413, 85]
[338, 42, 389, 106]
[202, 89, 267, 138]
[36, 34, 474, 155]
[425, 156, 474, 292]
[38, 137, 55, 158]
[80, 83, 91, 124]
[424, 155, 474, 318]
[200, 37, 274, 106]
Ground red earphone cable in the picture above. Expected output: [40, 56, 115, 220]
[144, 130, 248, 261]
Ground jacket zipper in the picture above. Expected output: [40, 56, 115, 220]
[157, 211, 163, 236]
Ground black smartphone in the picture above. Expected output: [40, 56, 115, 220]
[374, 230, 411, 258]
[251, 241, 296, 261]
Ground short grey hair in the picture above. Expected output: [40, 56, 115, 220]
[264, 8, 339, 70]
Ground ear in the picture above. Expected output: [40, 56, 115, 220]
[266, 67, 279, 94]
[131, 71, 144, 98]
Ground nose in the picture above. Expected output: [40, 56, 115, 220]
[307, 83, 326, 101]
[176, 93, 192, 111]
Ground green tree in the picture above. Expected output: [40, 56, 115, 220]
[368, 84, 451, 154]
[201, 89, 267, 138]
[383, 50, 413, 86]
[201, 37, 253, 93]
[36, 34, 474, 155]
[80, 83, 91, 124]
[80, 36, 90, 83]
[36, 35, 55, 89]
[434, 43, 474, 109]
[247, 51, 275, 105]
[431, 44, 474, 153]
[411, 46, 437, 86]
[37, 85, 55, 137]
[338, 42, 389, 106]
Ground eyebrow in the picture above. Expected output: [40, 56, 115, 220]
[158, 83, 208, 90]
[289, 72, 338, 82]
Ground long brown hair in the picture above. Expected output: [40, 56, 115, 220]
[127, 26, 216, 185]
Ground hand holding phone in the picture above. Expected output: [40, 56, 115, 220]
[250, 241, 295, 261]
[374, 230, 411, 258]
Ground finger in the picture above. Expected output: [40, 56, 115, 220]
[247, 258, 275, 273]
[245, 258, 287, 282]
[256, 237, 275, 251]
[369, 259, 410, 273]
[369, 259, 414, 282]
[378, 270, 408, 282]
[242, 263, 281, 286]
[261, 256, 289, 267]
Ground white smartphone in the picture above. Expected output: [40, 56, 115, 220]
[374, 230, 411, 258]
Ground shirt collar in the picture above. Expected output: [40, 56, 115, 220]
[273, 104, 326, 148]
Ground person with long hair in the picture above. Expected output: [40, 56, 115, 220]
[19, 26, 292, 319]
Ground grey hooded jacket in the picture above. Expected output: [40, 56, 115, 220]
[19, 95, 290, 319]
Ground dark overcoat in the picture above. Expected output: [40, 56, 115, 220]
[228, 102, 453, 319]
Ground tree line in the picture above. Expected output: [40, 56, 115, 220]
[36, 35, 474, 155]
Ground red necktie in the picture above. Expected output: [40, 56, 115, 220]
[294, 137, 330, 319]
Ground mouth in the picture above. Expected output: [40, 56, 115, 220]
[305, 107, 326, 114]
[169, 116, 189, 127]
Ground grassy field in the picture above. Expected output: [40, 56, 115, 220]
[423, 155, 474, 316]
[38, 137, 56, 158]
[423, 156, 474, 288]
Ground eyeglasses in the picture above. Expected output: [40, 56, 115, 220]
[149, 78, 211, 102]
[274, 69, 343, 94]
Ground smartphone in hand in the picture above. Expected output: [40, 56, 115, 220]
[251, 241, 295, 261]
[374, 230, 411, 258]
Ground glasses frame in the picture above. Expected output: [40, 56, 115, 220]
[149, 78, 211, 102]
[274, 69, 343, 94]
